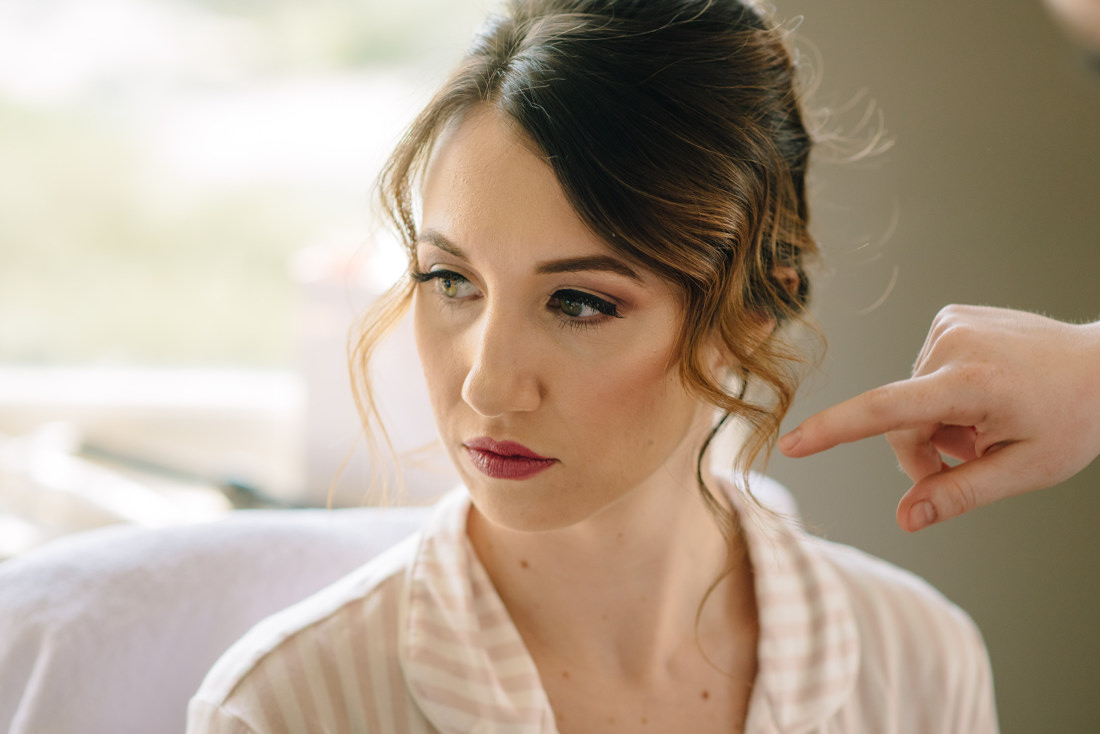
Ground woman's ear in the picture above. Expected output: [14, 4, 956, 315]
[704, 264, 800, 375]
[744, 263, 802, 350]
[772, 265, 801, 302]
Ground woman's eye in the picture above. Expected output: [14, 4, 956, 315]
[558, 294, 593, 318]
[438, 275, 463, 298]
[549, 289, 621, 321]
[412, 269, 477, 299]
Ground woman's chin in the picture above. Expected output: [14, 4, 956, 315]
[459, 472, 600, 534]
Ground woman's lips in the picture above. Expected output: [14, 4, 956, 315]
[463, 437, 557, 480]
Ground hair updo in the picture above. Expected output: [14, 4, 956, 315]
[354, 0, 818, 524]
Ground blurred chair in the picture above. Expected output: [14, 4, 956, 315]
[0, 505, 430, 734]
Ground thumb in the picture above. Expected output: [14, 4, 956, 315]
[896, 442, 1028, 532]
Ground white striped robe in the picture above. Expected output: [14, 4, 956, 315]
[187, 480, 998, 733]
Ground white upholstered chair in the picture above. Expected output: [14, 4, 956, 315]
[0, 506, 431, 734]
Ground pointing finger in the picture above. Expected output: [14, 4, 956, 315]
[779, 374, 977, 458]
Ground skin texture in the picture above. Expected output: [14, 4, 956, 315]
[780, 305, 1100, 532]
[411, 107, 758, 732]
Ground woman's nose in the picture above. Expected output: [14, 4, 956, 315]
[460, 309, 542, 418]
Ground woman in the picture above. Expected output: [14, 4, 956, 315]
[189, 1, 998, 731]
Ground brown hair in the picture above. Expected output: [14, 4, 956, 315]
[353, 0, 818, 540]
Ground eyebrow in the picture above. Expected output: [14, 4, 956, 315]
[416, 229, 642, 282]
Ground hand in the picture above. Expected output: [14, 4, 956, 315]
[778, 305, 1100, 531]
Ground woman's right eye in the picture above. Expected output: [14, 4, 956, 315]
[412, 269, 478, 300]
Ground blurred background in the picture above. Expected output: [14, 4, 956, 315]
[0, 0, 1097, 730]
[771, 3, 1100, 733]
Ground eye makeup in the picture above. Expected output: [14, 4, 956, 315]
[411, 267, 624, 329]
[548, 289, 621, 319]
[411, 268, 476, 299]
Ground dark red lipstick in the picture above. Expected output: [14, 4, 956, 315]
[463, 437, 557, 480]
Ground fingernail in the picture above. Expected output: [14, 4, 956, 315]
[908, 501, 937, 531]
[778, 428, 801, 453]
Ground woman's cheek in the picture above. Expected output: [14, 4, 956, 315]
[413, 302, 455, 413]
[585, 351, 672, 430]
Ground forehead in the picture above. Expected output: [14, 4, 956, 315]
[419, 107, 614, 261]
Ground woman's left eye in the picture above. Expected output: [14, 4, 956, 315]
[547, 289, 621, 321]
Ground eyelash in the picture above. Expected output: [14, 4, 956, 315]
[411, 268, 623, 329]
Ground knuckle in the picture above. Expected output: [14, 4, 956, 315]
[863, 385, 896, 418]
[931, 304, 970, 333]
[939, 472, 980, 517]
[936, 321, 976, 351]
[934, 304, 963, 324]
[943, 303, 981, 319]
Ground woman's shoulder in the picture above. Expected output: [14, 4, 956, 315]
[739, 475, 998, 731]
[801, 533, 998, 730]
[742, 474, 981, 645]
[805, 533, 985, 654]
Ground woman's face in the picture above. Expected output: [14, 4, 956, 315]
[412, 107, 715, 532]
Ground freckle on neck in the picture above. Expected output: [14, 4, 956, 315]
[701, 690, 710, 700]
[519, 559, 529, 569]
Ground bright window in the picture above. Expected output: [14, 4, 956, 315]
[0, 0, 488, 366]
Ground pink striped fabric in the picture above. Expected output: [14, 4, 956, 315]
[187, 478, 998, 733]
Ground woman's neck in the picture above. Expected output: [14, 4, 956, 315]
[465, 468, 757, 684]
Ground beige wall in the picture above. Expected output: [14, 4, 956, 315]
[772, 2, 1100, 731]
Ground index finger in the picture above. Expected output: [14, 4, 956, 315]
[778, 374, 975, 458]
